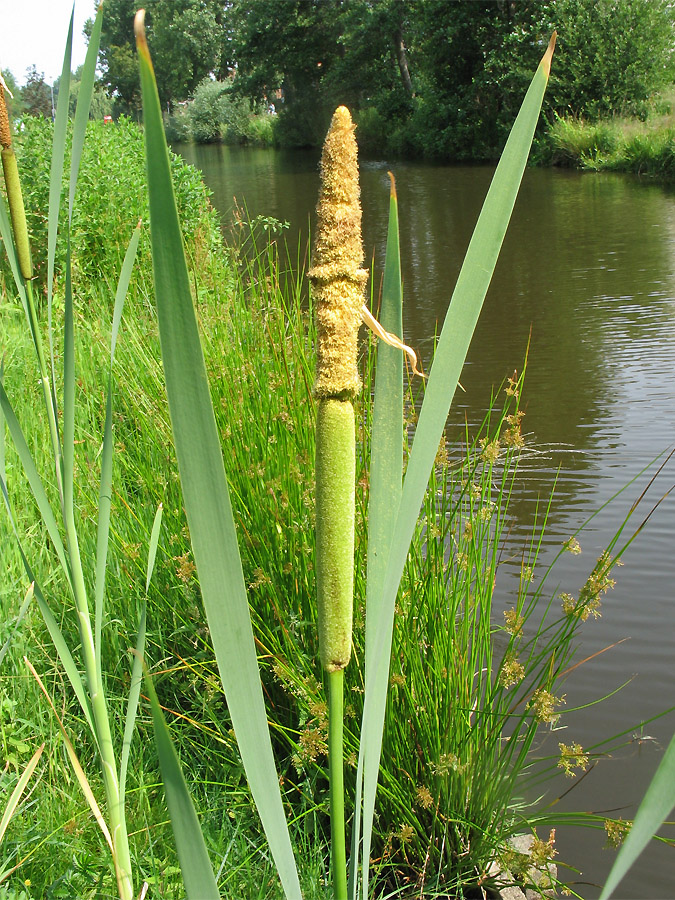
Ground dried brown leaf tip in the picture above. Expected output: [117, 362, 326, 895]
[309, 106, 368, 400]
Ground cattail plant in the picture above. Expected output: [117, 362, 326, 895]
[1, 82, 32, 282]
[309, 106, 368, 899]
[133, 19, 568, 900]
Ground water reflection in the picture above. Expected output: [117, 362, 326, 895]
[175, 144, 675, 898]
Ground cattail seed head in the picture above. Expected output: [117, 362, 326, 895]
[309, 106, 367, 400]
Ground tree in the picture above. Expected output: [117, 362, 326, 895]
[227, 0, 417, 146]
[92, 0, 230, 113]
[545, 0, 675, 119]
[21, 66, 53, 118]
[226, 0, 675, 158]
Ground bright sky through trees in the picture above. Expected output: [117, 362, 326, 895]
[0, 0, 89, 84]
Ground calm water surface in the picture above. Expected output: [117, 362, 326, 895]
[178, 143, 675, 899]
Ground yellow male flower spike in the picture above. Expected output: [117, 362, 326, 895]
[309, 105, 368, 400]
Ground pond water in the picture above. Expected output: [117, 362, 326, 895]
[177, 142, 675, 899]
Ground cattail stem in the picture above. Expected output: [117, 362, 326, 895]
[1, 149, 33, 280]
[0, 83, 65, 515]
[328, 668, 348, 900]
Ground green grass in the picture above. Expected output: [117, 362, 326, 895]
[1, 222, 633, 898]
[539, 99, 675, 177]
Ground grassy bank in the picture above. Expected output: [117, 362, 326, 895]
[538, 98, 675, 176]
[1, 109, 652, 899]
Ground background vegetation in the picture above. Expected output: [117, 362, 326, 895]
[4, 0, 674, 161]
[1, 113, 648, 897]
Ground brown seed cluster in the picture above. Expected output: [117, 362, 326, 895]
[309, 106, 367, 399]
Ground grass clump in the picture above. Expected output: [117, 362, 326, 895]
[539, 99, 675, 177]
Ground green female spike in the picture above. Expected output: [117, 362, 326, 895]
[310, 105, 367, 673]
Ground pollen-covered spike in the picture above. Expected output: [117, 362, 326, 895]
[309, 106, 368, 400]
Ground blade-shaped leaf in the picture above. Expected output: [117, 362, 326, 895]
[95, 223, 141, 674]
[119, 601, 146, 807]
[599, 729, 675, 899]
[112, 222, 142, 366]
[63, 241, 76, 531]
[0, 742, 44, 846]
[143, 664, 220, 900]
[68, 3, 103, 219]
[145, 503, 163, 595]
[25, 658, 112, 853]
[135, 18, 301, 899]
[349, 173, 404, 898]
[356, 35, 556, 897]
[0, 583, 33, 670]
[47, 6, 73, 381]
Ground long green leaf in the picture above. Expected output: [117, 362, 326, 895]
[143, 665, 220, 900]
[135, 17, 301, 899]
[599, 730, 675, 898]
[119, 600, 146, 807]
[95, 223, 141, 675]
[47, 6, 73, 382]
[145, 503, 164, 595]
[356, 35, 556, 897]
[0, 584, 33, 671]
[0, 383, 72, 587]
[68, 3, 103, 219]
[0, 742, 44, 847]
[349, 173, 404, 898]
[63, 242, 76, 533]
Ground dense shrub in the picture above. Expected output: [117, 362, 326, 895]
[5, 115, 221, 293]
[187, 78, 230, 142]
[185, 77, 275, 146]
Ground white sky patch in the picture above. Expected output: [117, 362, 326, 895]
[0, 0, 91, 85]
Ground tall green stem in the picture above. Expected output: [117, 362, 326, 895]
[68, 529, 133, 900]
[329, 669, 347, 900]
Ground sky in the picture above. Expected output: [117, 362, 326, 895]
[0, 0, 92, 86]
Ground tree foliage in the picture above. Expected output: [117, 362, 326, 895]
[546, 0, 675, 119]
[21, 66, 53, 119]
[93, 0, 229, 113]
[83, 0, 675, 157]
[225, 0, 675, 157]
